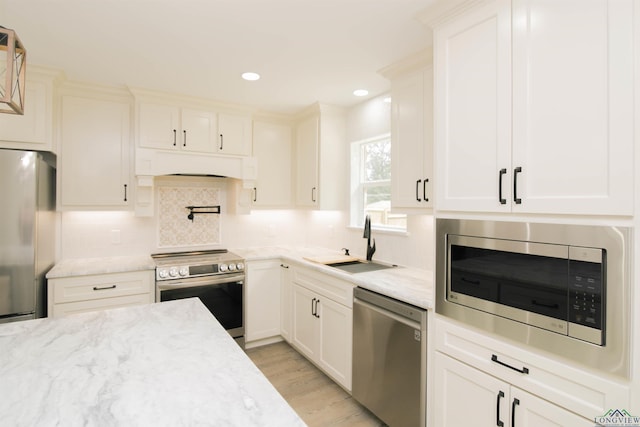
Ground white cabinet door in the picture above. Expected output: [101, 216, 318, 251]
[291, 283, 319, 359]
[139, 103, 216, 153]
[434, 0, 634, 215]
[391, 66, 434, 210]
[252, 121, 292, 207]
[434, 352, 509, 427]
[245, 260, 281, 343]
[60, 96, 131, 208]
[218, 112, 252, 156]
[295, 115, 319, 207]
[434, 0, 512, 213]
[511, 0, 634, 215]
[279, 263, 292, 342]
[138, 102, 181, 150]
[181, 108, 217, 153]
[436, 353, 595, 427]
[511, 388, 594, 427]
[0, 79, 51, 149]
[318, 296, 352, 391]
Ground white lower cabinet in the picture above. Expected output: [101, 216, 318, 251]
[291, 265, 353, 391]
[245, 260, 282, 344]
[279, 262, 292, 342]
[48, 270, 154, 318]
[435, 353, 593, 427]
[432, 317, 630, 427]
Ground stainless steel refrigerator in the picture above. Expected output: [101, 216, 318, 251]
[0, 149, 55, 323]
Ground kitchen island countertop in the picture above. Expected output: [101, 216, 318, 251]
[0, 299, 306, 427]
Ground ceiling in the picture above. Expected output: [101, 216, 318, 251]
[2, 0, 436, 115]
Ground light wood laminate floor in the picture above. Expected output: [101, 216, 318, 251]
[246, 341, 386, 427]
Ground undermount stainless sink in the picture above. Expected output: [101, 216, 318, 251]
[326, 260, 396, 274]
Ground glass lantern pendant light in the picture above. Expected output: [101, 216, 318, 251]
[0, 26, 27, 115]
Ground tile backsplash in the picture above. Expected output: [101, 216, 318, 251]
[157, 183, 221, 248]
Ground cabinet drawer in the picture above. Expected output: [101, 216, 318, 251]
[292, 266, 354, 307]
[50, 294, 154, 318]
[434, 316, 629, 419]
[50, 271, 154, 304]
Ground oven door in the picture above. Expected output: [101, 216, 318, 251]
[157, 274, 244, 345]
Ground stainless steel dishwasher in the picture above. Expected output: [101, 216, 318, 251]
[352, 287, 427, 427]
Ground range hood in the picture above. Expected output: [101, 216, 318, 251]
[135, 147, 257, 179]
[134, 148, 257, 216]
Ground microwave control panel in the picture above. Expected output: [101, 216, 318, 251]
[568, 255, 603, 331]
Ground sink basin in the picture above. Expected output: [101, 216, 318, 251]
[326, 260, 396, 274]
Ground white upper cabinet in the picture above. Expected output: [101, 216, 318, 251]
[252, 120, 292, 207]
[295, 114, 320, 207]
[433, 0, 513, 213]
[59, 92, 131, 209]
[137, 96, 253, 156]
[0, 68, 59, 152]
[218, 113, 252, 156]
[388, 62, 434, 211]
[510, 0, 634, 215]
[138, 102, 216, 153]
[294, 104, 347, 209]
[431, 0, 634, 215]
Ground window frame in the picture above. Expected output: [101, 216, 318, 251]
[350, 133, 406, 232]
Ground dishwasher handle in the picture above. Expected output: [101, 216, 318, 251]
[354, 297, 423, 330]
[354, 287, 425, 325]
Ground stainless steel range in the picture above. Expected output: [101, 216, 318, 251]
[152, 250, 245, 347]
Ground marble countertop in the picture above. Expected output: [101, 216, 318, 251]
[0, 299, 305, 427]
[46, 246, 433, 310]
[233, 246, 434, 310]
[46, 255, 156, 279]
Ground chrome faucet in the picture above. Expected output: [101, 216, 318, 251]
[363, 215, 376, 261]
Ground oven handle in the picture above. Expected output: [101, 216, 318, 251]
[157, 273, 245, 290]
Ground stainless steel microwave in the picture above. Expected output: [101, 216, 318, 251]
[436, 218, 631, 378]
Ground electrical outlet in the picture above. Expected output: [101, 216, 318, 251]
[110, 229, 121, 245]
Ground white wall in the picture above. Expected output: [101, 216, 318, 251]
[58, 93, 434, 271]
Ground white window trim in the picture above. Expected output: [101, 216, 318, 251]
[350, 133, 406, 232]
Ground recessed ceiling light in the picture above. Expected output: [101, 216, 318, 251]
[384, 97, 392, 103]
[242, 72, 260, 81]
[353, 89, 369, 97]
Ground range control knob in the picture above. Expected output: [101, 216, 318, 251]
[169, 267, 179, 277]
[158, 269, 169, 279]
[219, 263, 228, 272]
[179, 267, 189, 277]
[236, 262, 245, 271]
[228, 263, 237, 271]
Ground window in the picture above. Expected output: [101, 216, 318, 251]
[350, 134, 406, 230]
